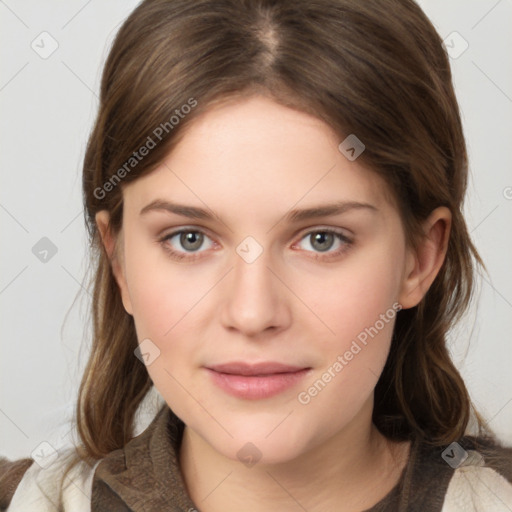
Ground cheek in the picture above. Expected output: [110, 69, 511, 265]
[293, 241, 404, 408]
[123, 235, 210, 339]
[122, 237, 224, 404]
[122, 242, 209, 415]
[302, 244, 404, 347]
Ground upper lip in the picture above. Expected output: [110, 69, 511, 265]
[206, 362, 308, 376]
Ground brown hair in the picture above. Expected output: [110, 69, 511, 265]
[75, 0, 494, 468]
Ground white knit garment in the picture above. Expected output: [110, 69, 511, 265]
[442, 451, 512, 512]
[7, 449, 99, 512]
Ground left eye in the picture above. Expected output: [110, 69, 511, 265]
[294, 230, 351, 255]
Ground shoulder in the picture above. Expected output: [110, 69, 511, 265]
[393, 434, 512, 511]
[0, 457, 33, 510]
[0, 449, 99, 512]
[441, 436, 512, 512]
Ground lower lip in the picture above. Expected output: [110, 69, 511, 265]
[206, 368, 310, 399]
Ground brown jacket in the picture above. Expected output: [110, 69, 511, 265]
[2, 406, 512, 511]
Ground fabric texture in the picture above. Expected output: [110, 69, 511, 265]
[2, 450, 98, 512]
[0, 459, 32, 511]
[2, 404, 511, 511]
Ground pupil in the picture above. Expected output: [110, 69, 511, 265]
[181, 231, 203, 251]
[312, 232, 333, 252]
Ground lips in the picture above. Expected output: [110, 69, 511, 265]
[205, 361, 311, 399]
[207, 361, 307, 376]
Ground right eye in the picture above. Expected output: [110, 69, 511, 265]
[160, 229, 216, 260]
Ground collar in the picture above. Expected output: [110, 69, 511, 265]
[92, 405, 196, 511]
[91, 404, 459, 511]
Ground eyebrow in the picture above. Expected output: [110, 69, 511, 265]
[139, 199, 378, 223]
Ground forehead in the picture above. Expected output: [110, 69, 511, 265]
[123, 95, 394, 220]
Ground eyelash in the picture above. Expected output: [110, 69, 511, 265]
[158, 227, 353, 262]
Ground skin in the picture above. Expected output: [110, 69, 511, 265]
[97, 94, 451, 511]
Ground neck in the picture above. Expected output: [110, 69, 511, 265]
[179, 400, 410, 512]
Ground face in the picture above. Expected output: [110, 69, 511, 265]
[105, 95, 417, 464]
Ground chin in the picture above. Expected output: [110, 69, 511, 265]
[203, 419, 316, 467]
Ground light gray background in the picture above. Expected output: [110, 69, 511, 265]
[1, 1, 511, 460]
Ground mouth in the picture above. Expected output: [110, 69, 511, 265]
[205, 362, 311, 400]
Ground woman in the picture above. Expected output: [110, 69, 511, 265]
[1, 0, 511, 510]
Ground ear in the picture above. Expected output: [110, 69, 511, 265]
[398, 206, 451, 310]
[95, 211, 133, 315]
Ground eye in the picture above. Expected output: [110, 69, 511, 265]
[160, 229, 215, 260]
[293, 228, 353, 259]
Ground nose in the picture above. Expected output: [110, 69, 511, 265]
[219, 245, 292, 338]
